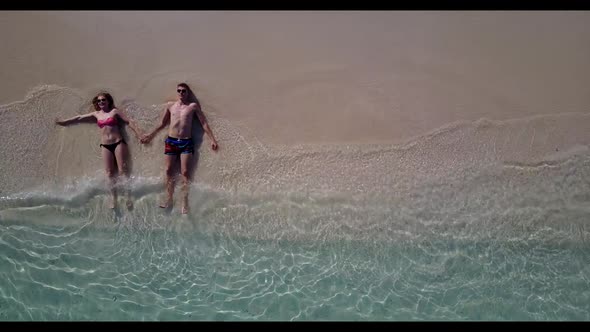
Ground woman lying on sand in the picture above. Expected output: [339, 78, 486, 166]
[56, 92, 142, 209]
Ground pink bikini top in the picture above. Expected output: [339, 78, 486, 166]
[97, 116, 118, 128]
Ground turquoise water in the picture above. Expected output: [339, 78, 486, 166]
[1, 190, 589, 320]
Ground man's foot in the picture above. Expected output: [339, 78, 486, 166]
[109, 198, 116, 209]
[124, 191, 133, 210]
[181, 193, 189, 214]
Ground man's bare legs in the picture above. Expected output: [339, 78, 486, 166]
[114, 143, 132, 209]
[102, 148, 118, 209]
[180, 153, 193, 214]
[160, 155, 177, 208]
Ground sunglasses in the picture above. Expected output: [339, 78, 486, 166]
[97, 99, 107, 103]
[177, 89, 187, 94]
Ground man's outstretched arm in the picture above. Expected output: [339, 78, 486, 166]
[141, 106, 171, 144]
[194, 103, 218, 151]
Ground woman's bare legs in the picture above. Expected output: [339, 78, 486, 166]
[114, 142, 132, 209]
[102, 147, 118, 209]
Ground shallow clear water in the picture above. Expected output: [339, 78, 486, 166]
[1, 209, 589, 321]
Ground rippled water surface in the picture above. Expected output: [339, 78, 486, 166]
[1, 210, 589, 321]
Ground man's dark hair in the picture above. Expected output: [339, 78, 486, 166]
[177, 82, 198, 104]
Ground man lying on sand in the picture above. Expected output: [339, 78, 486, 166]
[141, 83, 219, 214]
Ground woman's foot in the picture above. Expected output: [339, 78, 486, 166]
[159, 196, 173, 209]
[109, 197, 117, 209]
[181, 205, 189, 215]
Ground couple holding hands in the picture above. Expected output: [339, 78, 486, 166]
[56, 83, 219, 214]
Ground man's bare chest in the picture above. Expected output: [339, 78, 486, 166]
[170, 107, 193, 120]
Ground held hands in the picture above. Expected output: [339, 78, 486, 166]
[140, 134, 153, 144]
[134, 130, 145, 142]
[211, 141, 219, 151]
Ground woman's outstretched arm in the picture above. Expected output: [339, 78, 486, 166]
[55, 112, 96, 126]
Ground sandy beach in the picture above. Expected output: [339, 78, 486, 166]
[1, 11, 589, 194]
